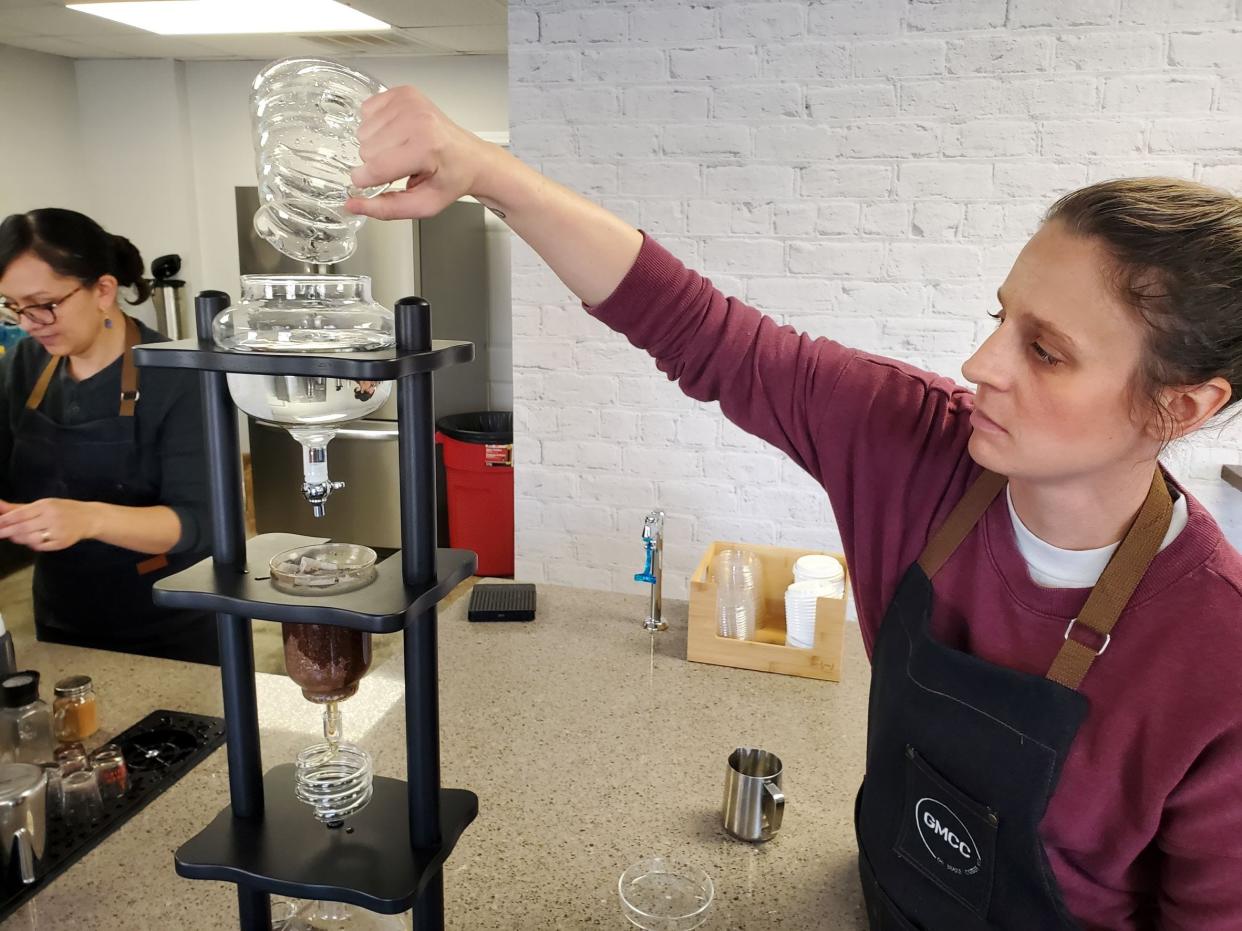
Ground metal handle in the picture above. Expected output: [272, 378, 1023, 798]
[14, 827, 34, 884]
[763, 780, 785, 835]
[255, 420, 400, 441]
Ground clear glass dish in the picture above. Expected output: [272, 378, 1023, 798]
[271, 896, 406, 930]
[251, 57, 389, 264]
[619, 857, 714, 931]
[213, 275, 395, 353]
[269, 543, 378, 596]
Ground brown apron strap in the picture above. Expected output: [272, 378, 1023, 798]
[917, 469, 1008, 578]
[23, 317, 142, 415]
[136, 553, 170, 576]
[24, 357, 59, 411]
[1046, 469, 1172, 690]
[119, 316, 141, 417]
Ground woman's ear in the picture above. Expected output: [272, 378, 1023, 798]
[92, 274, 118, 309]
[1155, 377, 1232, 441]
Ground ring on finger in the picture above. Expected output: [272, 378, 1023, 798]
[40, 531, 50, 543]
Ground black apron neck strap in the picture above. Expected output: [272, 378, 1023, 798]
[917, 469, 1008, 578]
[22, 315, 142, 417]
[1046, 469, 1172, 689]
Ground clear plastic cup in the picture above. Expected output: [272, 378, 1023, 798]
[711, 549, 763, 640]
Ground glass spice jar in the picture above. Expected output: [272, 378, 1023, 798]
[53, 676, 98, 742]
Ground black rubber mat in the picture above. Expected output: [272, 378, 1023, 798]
[0, 709, 226, 921]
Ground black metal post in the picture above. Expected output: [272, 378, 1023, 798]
[396, 298, 444, 930]
[194, 292, 270, 930]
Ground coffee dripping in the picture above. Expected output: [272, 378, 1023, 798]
[276, 624, 405, 930]
[283, 624, 373, 827]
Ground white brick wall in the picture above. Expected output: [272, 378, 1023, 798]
[508, 0, 1242, 600]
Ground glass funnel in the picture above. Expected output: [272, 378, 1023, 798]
[251, 57, 389, 264]
[217, 275, 394, 516]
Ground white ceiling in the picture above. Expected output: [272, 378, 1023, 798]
[0, 0, 508, 59]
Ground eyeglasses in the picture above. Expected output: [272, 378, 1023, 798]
[0, 287, 81, 326]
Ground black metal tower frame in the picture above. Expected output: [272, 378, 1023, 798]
[133, 291, 478, 930]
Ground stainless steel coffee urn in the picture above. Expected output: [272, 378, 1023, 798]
[149, 253, 185, 340]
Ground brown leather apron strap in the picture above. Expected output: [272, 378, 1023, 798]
[119, 316, 141, 417]
[136, 553, 170, 576]
[24, 357, 59, 411]
[917, 469, 1008, 578]
[1046, 469, 1172, 689]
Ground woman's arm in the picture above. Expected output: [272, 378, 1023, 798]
[1156, 727, 1242, 928]
[347, 86, 642, 307]
[0, 498, 181, 553]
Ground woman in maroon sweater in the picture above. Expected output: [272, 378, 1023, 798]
[348, 88, 1242, 930]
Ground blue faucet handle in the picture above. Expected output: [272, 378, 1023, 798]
[634, 540, 656, 584]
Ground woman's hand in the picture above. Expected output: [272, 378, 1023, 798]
[0, 498, 99, 551]
[345, 85, 642, 307]
[346, 86, 499, 222]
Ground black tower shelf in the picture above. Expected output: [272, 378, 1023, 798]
[134, 291, 478, 930]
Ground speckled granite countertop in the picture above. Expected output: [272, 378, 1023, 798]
[0, 584, 871, 931]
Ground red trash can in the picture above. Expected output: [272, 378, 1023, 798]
[435, 412, 514, 577]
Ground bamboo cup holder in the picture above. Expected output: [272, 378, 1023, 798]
[687, 541, 848, 682]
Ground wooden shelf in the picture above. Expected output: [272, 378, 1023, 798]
[1222, 465, 1242, 493]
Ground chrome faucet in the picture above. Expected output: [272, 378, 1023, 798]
[634, 510, 667, 632]
[301, 445, 345, 518]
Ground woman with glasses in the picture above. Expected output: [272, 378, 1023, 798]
[0, 208, 217, 664]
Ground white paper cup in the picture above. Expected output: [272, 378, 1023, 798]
[785, 581, 827, 648]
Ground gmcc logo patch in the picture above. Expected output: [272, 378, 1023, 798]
[914, 797, 983, 877]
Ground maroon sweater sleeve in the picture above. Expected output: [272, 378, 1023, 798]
[587, 234, 983, 648]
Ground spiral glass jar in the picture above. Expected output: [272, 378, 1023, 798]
[250, 57, 388, 264]
[294, 741, 374, 826]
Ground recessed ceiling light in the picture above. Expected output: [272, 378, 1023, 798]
[65, 0, 392, 36]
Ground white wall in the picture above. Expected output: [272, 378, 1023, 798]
[507, 0, 1242, 598]
[0, 45, 89, 219]
[74, 59, 201, 329]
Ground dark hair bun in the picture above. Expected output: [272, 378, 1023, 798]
[111, 234, 151, 305]
[0, 209, 153, 307]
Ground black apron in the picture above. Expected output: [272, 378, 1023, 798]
[11, 317, 219, 665]
[856, 468, 1172, 930]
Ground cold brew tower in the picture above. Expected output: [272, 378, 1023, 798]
[133, 293, 477, 930]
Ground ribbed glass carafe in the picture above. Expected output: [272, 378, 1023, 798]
[250, 57, 388, 264]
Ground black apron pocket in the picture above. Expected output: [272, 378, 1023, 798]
[893, 746, 998, 918]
